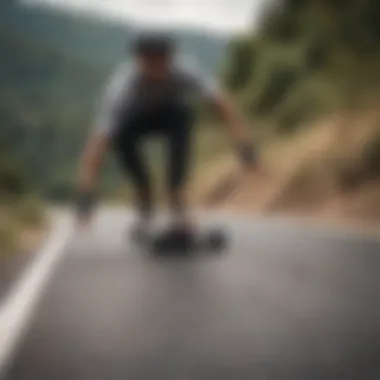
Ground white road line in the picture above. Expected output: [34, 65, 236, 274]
[0, 214, 74, 377]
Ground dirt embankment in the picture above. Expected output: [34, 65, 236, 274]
[192, 111, 380, 229]
[0, 201, 47, 259]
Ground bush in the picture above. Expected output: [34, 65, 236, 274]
[45, 180, 76, 202]
[223, 38, 255, 92]
[0, 218, 18, 256]
[262, 7, 299, 42]
[304, 39, 330, 72]
[253, 65, 298, 116]
[12, 197, 45, 227]
[0, 158, 28, 197]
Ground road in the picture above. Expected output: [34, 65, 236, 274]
[1, 208, 380, 380]
[0, 250, 39, 302]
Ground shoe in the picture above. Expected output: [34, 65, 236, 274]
[156, 217, 195, 251]
[129, 217, 152, 243]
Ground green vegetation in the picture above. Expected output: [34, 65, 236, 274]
[223, 0, 380, 137]
[219, 0, 380, 217]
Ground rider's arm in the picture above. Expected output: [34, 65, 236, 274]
[77, 132, 109, 194]
[193, 71, 258, 168]
[208, 91, 251, 145]
[210, 92, 258, 169]
[76, 64, 131, 211]
[179, 57, 257, 168]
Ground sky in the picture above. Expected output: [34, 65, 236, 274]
[22, 0, 267, 35]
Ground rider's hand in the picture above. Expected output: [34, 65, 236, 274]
[236, 142, 258, 170]
[75, 191, 96, 230]
[236, 142, 268, 180]
[76, 211, 92, 230]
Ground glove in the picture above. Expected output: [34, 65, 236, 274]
[236, 142, 258, 169]
[75, 191, 96, 225]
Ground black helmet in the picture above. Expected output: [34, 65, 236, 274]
[132, 32, 175, 57]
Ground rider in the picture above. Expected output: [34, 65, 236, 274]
[76, 32, 258, 234]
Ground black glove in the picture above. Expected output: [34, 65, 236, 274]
[76, 191, 96, 217]
[236, 142, 258, 169]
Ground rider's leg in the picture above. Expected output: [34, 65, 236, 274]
[113, 120, 154, 225]
[165, 104, 195, 229]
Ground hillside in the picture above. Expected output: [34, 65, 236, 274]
[0, 1, 226, 74]
[0, 0, 228, 200]
[223, 0, 380, 133]
[214, 0, 380, 222]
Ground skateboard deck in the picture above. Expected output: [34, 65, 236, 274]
[131, 226, 228, 255]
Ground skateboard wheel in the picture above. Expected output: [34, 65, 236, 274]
[152, 229, 193, 254]
[207, 230, 226, 250]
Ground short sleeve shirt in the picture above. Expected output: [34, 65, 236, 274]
[94, 55, 221, 137]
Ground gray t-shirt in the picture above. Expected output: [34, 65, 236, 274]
[94, 56, 221, 137]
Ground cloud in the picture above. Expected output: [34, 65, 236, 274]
[22, 0, 263, 34]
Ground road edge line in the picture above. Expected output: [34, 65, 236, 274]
[0, 213, 73, 377]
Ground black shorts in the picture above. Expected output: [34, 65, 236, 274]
[112, 102, 195, 193]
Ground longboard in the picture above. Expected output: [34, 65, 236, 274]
[131, 226, 228, 256]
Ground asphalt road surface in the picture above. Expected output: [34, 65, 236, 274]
[0, 250, 39, 302]
[1, 209, 380, 380]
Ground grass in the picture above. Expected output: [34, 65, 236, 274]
[0, 195, 46, 257]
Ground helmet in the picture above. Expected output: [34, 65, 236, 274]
[132, 32, 175, 57]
